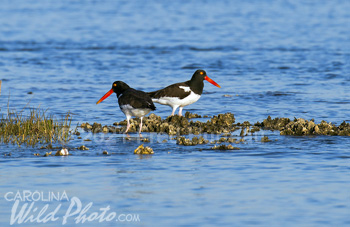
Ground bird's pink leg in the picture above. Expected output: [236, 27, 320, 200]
[178, 107, 184, 117]
[138, 117, 143, 134]
[125, 116, 131, 133]
[171, 106, 179, 116]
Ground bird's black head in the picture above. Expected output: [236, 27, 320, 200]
[96, 81, 131, 104]
[191, 69, 207, 81]
[190, 69, 221, 88]
[111, 81, 130, 95]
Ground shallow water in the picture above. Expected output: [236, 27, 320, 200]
[0, 0, 350, 226]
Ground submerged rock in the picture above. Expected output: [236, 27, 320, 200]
[211, 144, 240, 150]
[43, 152, 52, 157]
[40, 144, 53, 150]
[141, 138, 150, 142]
[102, 126, 109, 133]
[217, 137, 238, 143]
[176, 136, 209, 146]
[91, 123, 102, 133]
[240, 128, 245, 137]
[78, 145, 89, 150]
[261, 136, 271, 142]
[81, 122, 92, 131]
[73, 131, 80, 136]
[134, 144, 154, 155]
[250, 126, 261, 133]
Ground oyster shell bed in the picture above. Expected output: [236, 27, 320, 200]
[80, 112, 350, 136]
[256, 116, 350, 136]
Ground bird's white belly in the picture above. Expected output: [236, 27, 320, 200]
[152, 91, 201, 107]
[120, 104, 151, 118]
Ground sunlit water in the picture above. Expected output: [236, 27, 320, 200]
[0, 0, 349, 226]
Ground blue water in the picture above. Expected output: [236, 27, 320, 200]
[0, 0, 350, 226]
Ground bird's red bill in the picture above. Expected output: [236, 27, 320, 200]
[205, 76, 221, 88]
[96, 89, 113, 104]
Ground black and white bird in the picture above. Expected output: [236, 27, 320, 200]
[96, 81, 156, 134]
[147, 70, 221, 116]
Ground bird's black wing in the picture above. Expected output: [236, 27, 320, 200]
[119, 88, 156, 110]
[147, 81, 191, 99]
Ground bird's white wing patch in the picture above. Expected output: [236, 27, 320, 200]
[152, 92, 201, 107]
[179, 86, 191, 92]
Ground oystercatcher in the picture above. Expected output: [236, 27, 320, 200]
[96, 81, 156, 134]
[147, 70, 220, 116]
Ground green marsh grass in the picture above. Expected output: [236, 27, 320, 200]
[0, 107, 72, 147]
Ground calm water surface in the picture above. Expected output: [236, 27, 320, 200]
[0, 0, 349, 226]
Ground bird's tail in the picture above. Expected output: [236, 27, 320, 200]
[146, 91, 157, 110]
[150, 103, 156, 111]
[147, 91, 158, 98]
